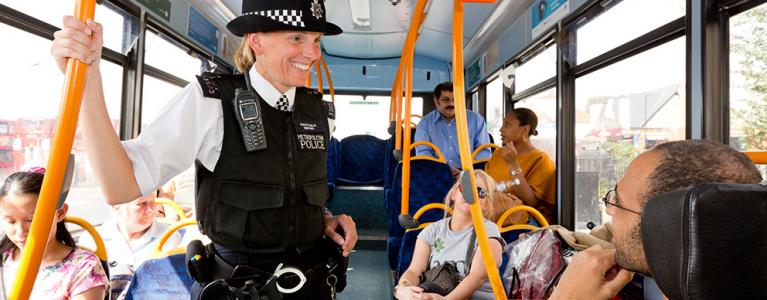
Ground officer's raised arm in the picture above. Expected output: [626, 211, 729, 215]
[51, 16, 141, 204]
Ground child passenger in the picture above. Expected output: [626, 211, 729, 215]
[0, 169, 108, 299]
[395, 170, 505, 300]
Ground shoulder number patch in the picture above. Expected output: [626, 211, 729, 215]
[323, 101, 335, 120]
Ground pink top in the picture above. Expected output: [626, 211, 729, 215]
[2, 247, 108, 299]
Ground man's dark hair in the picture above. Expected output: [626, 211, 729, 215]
[643, 140, 762, 204]
[433, 82, 453, 100]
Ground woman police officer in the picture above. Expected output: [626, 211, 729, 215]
[51, 0, 357, 298]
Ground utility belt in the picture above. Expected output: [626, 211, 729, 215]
[186, 239, 347, 300]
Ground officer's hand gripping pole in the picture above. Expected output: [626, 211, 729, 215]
[9, 1, 96, 299]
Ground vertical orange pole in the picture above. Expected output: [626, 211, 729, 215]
[9, 0, 96, 298]
[398, 0, 429, 217]
[315, 62, 324, 94]
[452, 1, 506, 298]
[392, 64, 404, 151]
[320, 57, 335, 102]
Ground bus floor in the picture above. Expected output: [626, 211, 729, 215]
[338, 249, 393, 300]
[328, 188, 391, 299]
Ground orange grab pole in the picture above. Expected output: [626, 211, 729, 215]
[392, 64, 404, 151]
[315, 62, 324, 94]
[10, 1, 97, 298]
[320, 57, 335, 102]
[399, 0, 430, 216]
[451, 0, 506, 298]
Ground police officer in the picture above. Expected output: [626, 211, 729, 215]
[51, 0, 357, 299]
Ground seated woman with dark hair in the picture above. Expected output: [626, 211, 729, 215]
[0, 170, 108, 299]
[485, 108, 556, 224]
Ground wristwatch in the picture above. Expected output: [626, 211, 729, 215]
[323, 207, 334, 217]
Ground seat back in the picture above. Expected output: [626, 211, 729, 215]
[641, 183, 767, 300]
[337, 135, 387, 186]
[124, 253, 192, 299]
[326, 137, 340, 200]
[386, 160, 453, 269]
[395, 224, 429, 281]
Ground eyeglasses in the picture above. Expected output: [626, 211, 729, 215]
[457, 184, 488, 199]
[601, 185, 641, 215]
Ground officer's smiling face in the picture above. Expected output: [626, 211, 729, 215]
[250, 31, 323, 93]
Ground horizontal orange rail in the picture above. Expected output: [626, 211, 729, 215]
[744, 151, 767, 165]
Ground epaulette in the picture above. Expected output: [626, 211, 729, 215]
[298, 87, 323, 97]
[196, 72, 223, 99]
[196, 73, 245, 99]
[323, 101, 335, 120]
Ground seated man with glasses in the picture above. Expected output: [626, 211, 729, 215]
[549, 140, 762, 299]
[414, 82, 492, 177]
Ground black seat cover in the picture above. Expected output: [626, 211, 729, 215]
[640, 183, 767, 300]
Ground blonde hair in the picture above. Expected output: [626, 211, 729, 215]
[234, 34, 256, 72]
[444, 169, 496, 219]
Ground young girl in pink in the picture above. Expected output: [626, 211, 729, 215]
[0, 169, 108, 299]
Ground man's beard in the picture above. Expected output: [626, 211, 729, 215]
[614, 221, 652, 276]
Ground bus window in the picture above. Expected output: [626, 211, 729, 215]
[486, 76, 504, 144]
[326, 95, 421, 140]
[574, 38, 685, 231]
[0, 22, 121, 225]
[514, 88, 556, 161]
[515, 45, 556, 93]
[729, 3, 767, 180]
[576, 0, 684, 64]
[141, 75, 184, 131]
[145, 30, 207, 83]
[3, 0, 136, 54]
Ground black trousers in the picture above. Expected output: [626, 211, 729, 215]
[190, 244, 335, 300]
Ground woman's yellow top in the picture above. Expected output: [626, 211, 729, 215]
[485, 148, 556, 222]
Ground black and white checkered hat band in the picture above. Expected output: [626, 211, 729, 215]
[242, 10, 305, 28]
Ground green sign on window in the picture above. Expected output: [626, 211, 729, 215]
[136, 0, 171, 21]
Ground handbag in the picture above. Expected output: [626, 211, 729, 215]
[503, 228, 566, 299]
[419, 230, 477, 296]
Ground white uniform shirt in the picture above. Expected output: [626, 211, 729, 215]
[123, 66, 335, 195]
[79, 219, 184, 269]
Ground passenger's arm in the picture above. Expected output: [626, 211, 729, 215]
[437, 238, 503, 300]
[549, 245, 634, 300]
[500, 142, 539, 207]
[72, 286, 106, 300]
[52, 16, 141, 204]
[413, 127, 435, 157]
[395, 239, 431, 299]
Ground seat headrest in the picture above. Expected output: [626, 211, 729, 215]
[640, 183, 767, 300]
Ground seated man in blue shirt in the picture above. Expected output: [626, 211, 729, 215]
[414, 81, 492, 177]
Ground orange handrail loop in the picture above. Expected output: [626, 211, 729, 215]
[451, 0, 505, 298]
[496, 205, 550, 232]
[11, 1, 97, 298]
[65, 216, 108, 261]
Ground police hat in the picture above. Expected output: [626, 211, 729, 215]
[226, 0, 343, 37]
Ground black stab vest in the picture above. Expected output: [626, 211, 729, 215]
[195, 73, 329, 254]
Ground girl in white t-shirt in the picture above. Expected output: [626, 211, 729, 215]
[395, 170, 505, 300]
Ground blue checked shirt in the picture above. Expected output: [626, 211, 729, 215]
[414, 110, 492, 168]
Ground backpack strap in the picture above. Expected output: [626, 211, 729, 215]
[464, 229, 477, 276]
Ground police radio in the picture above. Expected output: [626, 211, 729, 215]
[233, 73, 267, 152]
